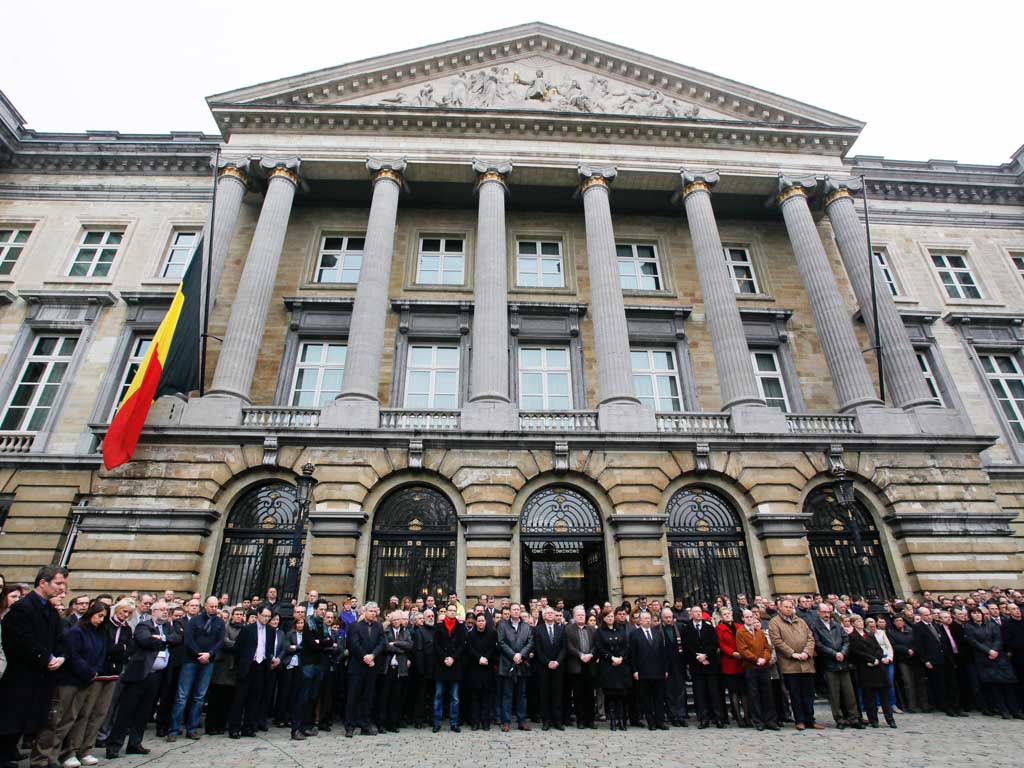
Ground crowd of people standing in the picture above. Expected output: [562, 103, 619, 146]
[1, 567, 1023, 768]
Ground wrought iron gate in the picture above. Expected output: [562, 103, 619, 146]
[667, 487, 754, 607]
[806, 486, 894, 598]
[366, 486, 456, 604]
[213, 482, 306, 604]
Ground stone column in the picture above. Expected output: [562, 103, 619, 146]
[823, 177, 937, 410]
[322, 158, 406, 429]
[208, 158, 251, 306]
[577, 165, 656, 431]
[775, 175, 882, 413]
[206, 158, 301, 407]
[463, 160, 517, 432]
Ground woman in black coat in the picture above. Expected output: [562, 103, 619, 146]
[963, 608, 1022, 719]
[848, 615, 895, 728]
[594, 609, 631, 731]
[464, 615, 498, 730]
[411, 613, 436, 727]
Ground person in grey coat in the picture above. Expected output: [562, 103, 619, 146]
[963, 608, 1022, 719]
[496, 603, 534, 731]
[811, 603, 860, 728]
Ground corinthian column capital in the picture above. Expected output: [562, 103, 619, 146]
[775, 173, 817, 206]
[822, 175, 864, 207]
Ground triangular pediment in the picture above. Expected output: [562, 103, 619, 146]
[209, 23, 863, 130]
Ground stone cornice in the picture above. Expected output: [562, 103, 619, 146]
[21, 289, 117, 307]
[73, 506, 220, 536]
[847, 154, 1024, 206]
[885, 511, 1017, 539]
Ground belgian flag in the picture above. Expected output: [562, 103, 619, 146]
[103, 239, 203, 470]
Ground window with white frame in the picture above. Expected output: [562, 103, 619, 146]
[723, 247, 759, 295]
[316, 235, 365, 284]
[872, 248, 900, 297]
[631, 349, 683, 411]
[404, 345, 460, 408]
[616, 243, 662, 291]
[915, 350, 944, 406]
[69, 229, 123, 278]
[979, 353, 1024, 442]
[0, 227, 31, 276]
[290, 341, 347, 407]
[416, 237, 465, 285]
[518, 347, 572, 410]
[751, 350, 790, 411]
[160, 230, 199, 280]
[109, 336, 152, 420]
[930, 251, 982, 300]
[1, 335, 79, 432]
[516, 240, 564, 288]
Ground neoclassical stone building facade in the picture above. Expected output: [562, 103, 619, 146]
[1, 23, 1022, 606]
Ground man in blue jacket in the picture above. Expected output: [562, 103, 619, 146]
[168, 596, 224, 740]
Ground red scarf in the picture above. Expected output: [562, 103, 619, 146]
[443, 616, 457, 634]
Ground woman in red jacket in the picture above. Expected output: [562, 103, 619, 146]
[716, 608, 751, 727]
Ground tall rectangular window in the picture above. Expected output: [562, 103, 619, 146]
[316, 235, 365, 284]
[1011, 252, 1024, 284]
[416, 237, 464, 285]
[160, 230, 199, 280]
[723, 247, 759, 294]
[916, 351, 944, 406]
[1, 335, 79, 432]
[290, 341, 347, 406]
[110, 336, 152, 420]
[751, 350, 790, 411]
[404, 345, 460, 408]
[616, 243, 662, 291]
[873, 249, 899, 297]
[69, 230, 123, 277]
[0, 227, 31, 276]
[518, 347, 572, 410]
[980, 353, 1024, 442]
[516, 240, 564, 288]
[930, 251, 982, 300]
[631, 349, 682, 411]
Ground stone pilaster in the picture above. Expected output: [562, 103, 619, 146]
[307, 510, 368, 600]
[823, 176, 937, 411]
[462, 515, 517, 599]
[577, 165, 656, 432]
[679, 170, 787, 434]
[205, 158, 301, 409]
[322, 158, 406, 429]
[463, 160, 517, 432]
[208, 158, 251, 306]
[608, 514, 670, 602]
[775, 174, 882, 414]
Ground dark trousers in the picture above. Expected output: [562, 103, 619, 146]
[378, 669, 405, 729]
[721, 672, 749, 725]
[691, 672, 723, 724]
[861, 685, 894, 724]
[637, 678, 666, 727]
[204, 682, 233, 733]
[414, 675, 435, 725]
[664, 668, 688, 723]
[895, 661, 927, 711]
[772, 677, 791, 722]
[229, 661, 269, 734]
[108, 672, 163, 752]
[316, 666, 336, 726]
[980, 682, 1021, 717]
[467, 684, 494, 727]
[744, 667, 777, 728]
[784, 673, 816, 727]
[570, 671, 596, 725]
[538, 668, 564, 724]
[925, 663, 959, 714]
[154, 664, 180, 733]
[344, 665, 376, 729]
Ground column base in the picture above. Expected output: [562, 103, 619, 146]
[854, 405, 917, 436]
[911, 406, 974, 436]
[461, 400, 518, 432]
[598, 400, 657, 432]
[319, 397, 380, 429]
[730, 405, 788, 434]
[180, 394, 244, 427]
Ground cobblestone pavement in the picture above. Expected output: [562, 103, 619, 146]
[77, 706, 1022, 768]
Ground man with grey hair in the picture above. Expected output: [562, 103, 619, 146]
[534, 606, 567, 730]
[566, 606, 597, 728]
[344, 601, 384, 737]
[629, 610, 669, 730]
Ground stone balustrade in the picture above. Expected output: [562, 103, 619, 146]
[519, 410, 599, 432]
[655, 412, 732, 434]
[241, 406, 321, 429]
[785, 413, 860, 434]
[0, 431, 35, 454]
[379, 409, 461, 431]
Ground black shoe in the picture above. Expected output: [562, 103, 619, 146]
[242, 730, 256, 738]
[450, 725, 461, 733]
[577, 723, 585, 729]
[542, 723, 550, 731]
[716, 721, 727, 729]
[698, 721, 710, 729]
[588, 723, 597, 729]
[648, 724, 656, 731]
[432, 726, 441, 733]
[155, 729, 167, 738]
[678, 720, 688, 727]
[365, 725, 378, 736]
[767, 724, 781, 731]
[887, 721, 897, 728]
[553, 724, 564, 731]
[105, 750, 120, 760]
[756, 724, 764, 731]
[344, 729, 354, 738]
[870, 722, 879, 728]
[304, 726, 319, 736]
[126, 745, 151, 755]
[229, 732, 241, 739]
[318, 724, 332, 732]
[291, 731, 306, 740]
[94, 738, 106, 748]
[658, 723, 670, 731]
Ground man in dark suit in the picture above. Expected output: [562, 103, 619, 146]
[680, 605, 725, 728]
[912, 606, 962, 716]
[659, 607, 689, 726]
[496, 603, 534, 732]
[565, 607, 598, 729]
[344, 602, 385, 737]
[106, 599, 183, 759]
[629, 611, 670, 730]
[533, 607, 567, 730]
[378, 610, 413, 732]
[433, 603, 467, 732]
[229, 605, 279, 738]
[0, 565, 67, 767]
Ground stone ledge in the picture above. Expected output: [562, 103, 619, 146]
[750, 512, 813, 539]
[886, 511, 1018, 539]
[308, 510, 368, 538]
[607, 513, 667, 541]
[460, 514, 518, 541]
[75, 507, 219, 537]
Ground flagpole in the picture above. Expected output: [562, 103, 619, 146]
[199, 145, 220, 397]
[861, 174, 884, 402]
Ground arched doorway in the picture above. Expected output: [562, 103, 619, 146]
[666, 486, 755, 607]
[212, 481, 306, 604]
[520, 486, 607, 608]
[366, 485, 457, 605]
[806, 485, 895, 598]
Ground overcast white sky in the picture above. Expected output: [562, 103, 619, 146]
[2, 2, 1019, 164]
